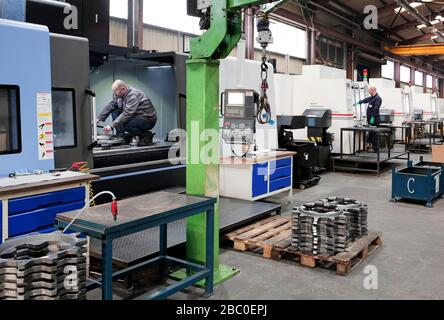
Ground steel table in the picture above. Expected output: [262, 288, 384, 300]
[55, 191, 216, 300]
[333, 126, 410, 176]
[88, 196, 281, 268]
[407, 120, 444, 153]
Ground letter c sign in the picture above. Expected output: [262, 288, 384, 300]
[407, 178, 415, 194]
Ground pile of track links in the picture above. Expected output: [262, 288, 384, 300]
[0, 232, 87, 300]
[292, 198, 368, 256]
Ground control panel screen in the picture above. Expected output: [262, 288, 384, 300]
[228, 92, 245, 106]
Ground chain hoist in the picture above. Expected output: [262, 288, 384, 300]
[256, 11, 273, 125]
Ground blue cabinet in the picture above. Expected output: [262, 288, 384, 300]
[9, 188, 85, 215]
[1, 187, 87, 241]
[221, 153, 294, 201]
[252, 163, 269, 198]
[270, 166, 292, 181]
[8, 200, 85, 237]
[270, 176, 292, 193]
[252, 157, 293, 198]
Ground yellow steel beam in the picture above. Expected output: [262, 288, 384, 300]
[385, 44, 444, 56]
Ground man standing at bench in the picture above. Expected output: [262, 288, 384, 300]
[355, 86, 382, 152]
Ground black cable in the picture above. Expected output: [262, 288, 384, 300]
[231, 143, 252, 158]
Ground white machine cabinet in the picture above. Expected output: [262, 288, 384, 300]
[220, 151, 295, 201]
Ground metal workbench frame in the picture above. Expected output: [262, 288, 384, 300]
[333, 126, 410, 176]
[406, 120, 444, 153]
[55, 196, 216, 301]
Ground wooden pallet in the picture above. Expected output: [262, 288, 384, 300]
[224, 216, 383, 276]
[224, 216, 292, 259]
[272, 231, 383, 276]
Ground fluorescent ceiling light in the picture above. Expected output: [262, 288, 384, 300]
[431, 35, 439, 40]
[417, 24, 427, 29]
[431, 20, 441, 25]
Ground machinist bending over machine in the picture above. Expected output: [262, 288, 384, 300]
[97, 80, 158, 147]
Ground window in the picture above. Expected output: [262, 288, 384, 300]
[427, 75, 433, 88]
[110, 0, 128, 19]
[415, 71, 423, 86]
[318, 36, 345, 69]
[143, 0, 202, 35]
[0, 86, 21, 155]
[382, 60, 394, 79]
[254, 19, 307, 59]
[400, 65, 411, 83]
[52, 89, 76, 149]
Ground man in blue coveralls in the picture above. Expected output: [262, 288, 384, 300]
[355, 86, 382, 152]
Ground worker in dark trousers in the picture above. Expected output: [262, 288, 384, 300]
[355, 86, 382, 152]
[97, 80, 157, 145]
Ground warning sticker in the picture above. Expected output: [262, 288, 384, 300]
[37, 93, 54, 160]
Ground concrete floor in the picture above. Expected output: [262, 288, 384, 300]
[203, 154, 444, 300]
[90, 153, 444, 300]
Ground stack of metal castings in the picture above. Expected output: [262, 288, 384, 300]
[321, 197, 368, 241]
[0, 232, 87, 300]
[292, 201, 348, 256]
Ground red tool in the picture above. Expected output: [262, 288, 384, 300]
[111, 199, 118, 223]
[69, 162, 89, 172]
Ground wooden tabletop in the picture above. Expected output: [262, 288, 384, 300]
[0, 173, 100, 198]
[220, 151, 296, 165]
[56, 192, 216, 236]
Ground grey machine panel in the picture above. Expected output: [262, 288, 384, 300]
[50, 33, 93, 169]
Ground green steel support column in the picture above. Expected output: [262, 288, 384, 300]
[173, 0, 285, 287]
[186, 59, 220, 268]
[171, 59, 238, 285]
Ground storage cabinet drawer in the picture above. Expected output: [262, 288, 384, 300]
[8, 187, 85, 216]
[270, 157, 292, 170]
[252, 162, 269, 198]
[8, 200, 84, 237]
[269, 177, 292, 193]
[270, 166, 291, 181]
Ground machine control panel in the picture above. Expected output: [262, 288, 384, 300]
[380, 109, 395, 124]
[222, 89, 259, 145]
[413, 109, 424, 121]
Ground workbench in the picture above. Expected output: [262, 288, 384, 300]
[0, 172, 99, 243]
[55, 191, 216, 300]
[332, 126, 410, 176]
[220, 151, 296, 201]
[406, 120, 444, 153]
[87, 195, 282, 268]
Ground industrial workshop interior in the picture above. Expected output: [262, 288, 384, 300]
[2, 0, 444, 305]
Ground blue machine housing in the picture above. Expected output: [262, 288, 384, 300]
[0, 0, 26, 21]
[391, 161, 443, 208]
[0, 19, 54, 176]
[0, 19, 83, 244]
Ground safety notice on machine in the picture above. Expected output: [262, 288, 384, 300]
[36, 93, 54, 160]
